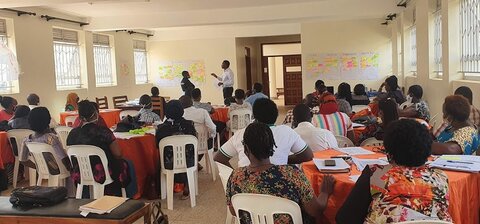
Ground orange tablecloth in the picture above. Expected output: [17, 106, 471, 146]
[0, 132, 13, 170]
[59, 109, 121, 128]
[302, 148, 480, 224]
[211, 107, 229, 123]
[117, 134, 158, 199]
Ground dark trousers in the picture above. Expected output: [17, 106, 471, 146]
[223, 87, 234, 99]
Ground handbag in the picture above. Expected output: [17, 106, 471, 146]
[150, 200, 168, 224]
[115, 115, 142, 132]
[9, 186, 68, 209]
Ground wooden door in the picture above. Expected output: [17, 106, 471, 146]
[261, 56, 270, 97]
[283, 55, 303, 105]
[245, 47, 253, 90]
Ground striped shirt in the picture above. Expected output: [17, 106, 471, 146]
[312, 112, 353, 137]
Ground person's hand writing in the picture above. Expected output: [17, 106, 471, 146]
[320, 175, 336, 195]
[210, 73, 217, 78]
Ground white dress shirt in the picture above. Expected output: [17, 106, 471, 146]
[294, 122, 338, 151]
[216, 68, 234, 88]
[183, 106, 216, 138]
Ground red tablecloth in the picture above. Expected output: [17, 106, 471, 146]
[0, 132, 13, 170]
[211, 107, 229, 123]
[59, 109, 121, 128]
[302, 148, 480, 224]
[117, 134, 158, 199]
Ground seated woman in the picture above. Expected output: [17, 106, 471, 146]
[336, 119, 452, 223]
[8, 105, 30, 129]
[335, 82, 352, 115]
[312, 93, 355, 142]
[378, 75, 406, 104]
[367, 98, 399, 141]
[351, 84, 370, 106]
[72, 102, 107, 128]
[399, 85, 430, 121]
[21, 107, 71, 172]
[0, 96, 17, 122]
[156, 100, 197, 199]
[432, 95, 480, 155]
[67, 100, 130, 196]
[65, 92, 79, 111]
[150, 86, 166, 120]
[227, 122, 335, 223]
[138, 94, 161, 125]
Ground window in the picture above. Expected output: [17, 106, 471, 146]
[410, 26, 417, 73]
[460, 0, 480, 78]
[0, 19, 18, 94]
[53, 28, 82, 89]
[93, 33, 115, 86]
[433, 0, 442, 75]
[133, 40, 148, 84]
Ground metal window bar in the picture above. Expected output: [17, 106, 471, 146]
[134, 49, 148, 84]
[410, 26, 417, 72]
[93, 45, 114, 86]
[434, 9, 443, 74]
[460, 0, 480, 77]
[0, 35, 13, 93]
[53, 42, 82, 88]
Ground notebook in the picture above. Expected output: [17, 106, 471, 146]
[79, 196, 128, 216]
[313, 158, 351, 173]
[430, 155, 480, 173]
[335, 147, 375, 156]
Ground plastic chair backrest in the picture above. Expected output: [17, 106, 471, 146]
[352, 105, 369, 113]
[229, 109, 252, 133]
[195, 124, 210, 155]
[231, 193, 303, 224]
[360, 137, 384, 147]
[26, 142, 69, 177]
[55, 126, 73, 149]
[119, 110, 139, 120]
[7, 129, 34, 157]
[65, 116, 77, 127]
[67, 145, 114, 186]
[394, 221, 453, 224]
[335, 135, 355, 147]
[215, 162, 233, 193]
[158, 135, 198, 170]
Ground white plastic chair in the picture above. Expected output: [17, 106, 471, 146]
[55, 126, 73, 151]
[231, 193, 303, 224]
[195, 124, 216, 181]
[7, 129, 35, 188]
[395, 220, 453, 224]
[64, 116, 77, 127]
[119, 110, 139, 120]
[67, 145, 127, 199]
[360, 137, 384, 147]
[229, 109, 252, 137]
[335, 135, 355, 147]
[158, 135, 198, 210]
[216, 162, 235, 224]
[352, 105, 369, 113]
[25, 142, 70, 187]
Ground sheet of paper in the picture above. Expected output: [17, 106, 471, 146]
[430, 155, 480, 173]
[313, 158, 351, 171]
[352, 123, 365, 128]
[352, 157, 389, 171]
[79, 196, 128, 215]
[336, 147, 375, 156]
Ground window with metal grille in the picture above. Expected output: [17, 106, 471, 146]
[410, 26, 417, 73]
[53, 28, 82, 89]
[93, 33, 115, 86]
[460, 0, 480, 78]
[433, 0, 442, 75]
[0, 19, 15, 93]
[133, 40, 148, 84]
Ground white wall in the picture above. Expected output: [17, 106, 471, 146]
[301, 19, 392, 95]
[0, 9, 152, 119]
[263, 43, 301, 56]
[148, 38, 237, 105]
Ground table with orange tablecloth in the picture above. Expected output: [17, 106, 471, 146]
[116, 134, 158, 199]
[59, 109, 121, 128]
[0, 132, 13, 170]
[211, 107, 229, 123]
[302, 148, 480, 224]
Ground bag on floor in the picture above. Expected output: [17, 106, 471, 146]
[9, 186, 68, 209]
[150, 200, 168, 224]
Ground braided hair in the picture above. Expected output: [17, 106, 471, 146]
[243, 122, 277, 160]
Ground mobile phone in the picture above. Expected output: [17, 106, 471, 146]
[324, 160, 336, 166]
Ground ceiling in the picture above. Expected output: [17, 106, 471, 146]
[2, 0, 399, 31]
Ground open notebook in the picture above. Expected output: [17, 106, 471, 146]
[313, 158, 351, 173]
[430, 155, 480, 173]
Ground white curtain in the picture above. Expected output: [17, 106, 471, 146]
[0, 43, 19, 82]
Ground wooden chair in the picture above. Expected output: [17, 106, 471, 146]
[151, 96, 165, 121]
[112, 95, 128, 109]
[95, 96, 109, 109]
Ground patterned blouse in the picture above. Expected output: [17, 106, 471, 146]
[413, 100, 430, 121]
[437, 126, 480, 155]
[337, 98, 352, 115]
[365, 164, 451, 223]
[226, 165, 315, 224]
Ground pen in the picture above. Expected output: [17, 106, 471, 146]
[446, 160, 474, 165]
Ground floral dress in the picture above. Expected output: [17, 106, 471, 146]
[365, 165, 451, 223]
[226, 165, 315, 224]
[413, 100, 431, 121]
[437, 126, 480, 155]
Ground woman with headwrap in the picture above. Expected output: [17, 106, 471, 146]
[65, 92, 79, 111]
[156, 100, 197, 199]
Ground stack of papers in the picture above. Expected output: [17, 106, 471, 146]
[352, 157, 389, 171]
[79, 196, 128, 217]
[313, 158, 351, 173]
[335, 147, 375, 156]
[430, 155, 480, 173]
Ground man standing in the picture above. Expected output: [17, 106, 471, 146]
[211, 60, 234, 104]
[181, 71, 195, 97]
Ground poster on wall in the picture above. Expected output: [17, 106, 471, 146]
[305, 52, 380, 80]
[155, 60, 206, 87]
